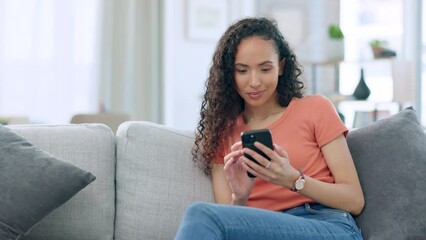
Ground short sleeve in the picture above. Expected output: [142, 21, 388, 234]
[311, 95, 348, 147]
[213, 146, 225, 164]
[212, 132, 241, 165]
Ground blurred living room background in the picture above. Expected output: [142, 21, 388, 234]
[0, 0, 424, 131]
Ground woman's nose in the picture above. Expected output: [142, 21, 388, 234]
[249, 71, 261, 88]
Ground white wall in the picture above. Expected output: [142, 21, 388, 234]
[257, 0, 341, 95]
[162, 0, 255, 130]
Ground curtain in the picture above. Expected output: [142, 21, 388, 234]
[98, 0, 161, 123]
[0, 0, 101, 124]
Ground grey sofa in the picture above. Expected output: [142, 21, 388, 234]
[7, 121, 213, 240]
[5, 107, 426, 239]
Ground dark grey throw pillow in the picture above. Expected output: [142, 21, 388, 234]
[0, 125, 96, 240]
[348, 107, 426, 239]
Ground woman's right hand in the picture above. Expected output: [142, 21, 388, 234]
[223, 141, 255, 205]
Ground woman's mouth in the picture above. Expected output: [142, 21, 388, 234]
[248, 91, 264, 99]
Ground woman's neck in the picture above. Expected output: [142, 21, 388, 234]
[243, 104, 285, 124]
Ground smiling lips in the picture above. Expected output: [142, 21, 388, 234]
[248, 90, 264, 99]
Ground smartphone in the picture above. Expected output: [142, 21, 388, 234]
[241, 129, 274, 178]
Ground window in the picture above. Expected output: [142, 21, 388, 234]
[0, 0, 101, 123]
[337, 0, 418, 128]
[340, 0, 403, 102]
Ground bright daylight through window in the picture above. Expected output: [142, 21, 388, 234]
[0, 0, 100, 124]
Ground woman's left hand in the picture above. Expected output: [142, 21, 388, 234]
[242, 142, 299, 189]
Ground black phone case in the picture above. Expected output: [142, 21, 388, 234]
[241, 129, 273, 178]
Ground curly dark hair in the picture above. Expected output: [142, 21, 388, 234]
[192, 17, 305, 175]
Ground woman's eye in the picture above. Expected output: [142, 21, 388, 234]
[261, 68, 272, 72]
[236, 69, 247, 73]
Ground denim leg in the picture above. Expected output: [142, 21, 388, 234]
[174, 202, 363, 240]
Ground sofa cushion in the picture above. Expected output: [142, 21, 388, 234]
[348, 107, 426, 239]
[0, 124, 96, 240]
[115, 121, 215, 240]
[9, 124, 116, 240]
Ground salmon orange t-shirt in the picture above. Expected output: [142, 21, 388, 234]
[214, 95, 348, 211]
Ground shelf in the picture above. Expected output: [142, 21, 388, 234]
[338, 100, 400, 129]
[302, 61, 341, 94]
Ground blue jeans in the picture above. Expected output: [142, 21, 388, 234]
[174, 202, 363, 240]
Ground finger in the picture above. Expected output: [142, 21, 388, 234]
[273, 143, 288, 158]
[242, 148, 262, 163]
[241, 156, 273, 181]
[227, 150, 245, 164]
[253, 141, 275, 160]
[243, 148, 270, 170]
[223, 157, 238, 172]
[230, 141, 242, 152]
[264, 161, 271, 169]
[224, 159, 238, 172]
[241, 154, 269, 173]
[245, 143, 273, 167]
[224, 149, 243, 163]
[241, 160, 258, 178]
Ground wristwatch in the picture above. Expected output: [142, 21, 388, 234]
[291, 169, 305, 192]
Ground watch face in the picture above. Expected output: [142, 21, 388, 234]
[295, 179, 305, 190]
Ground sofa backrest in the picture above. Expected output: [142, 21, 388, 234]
[10, 124, 116, 240]
[7, 108, 426, 239]
[114, 121, 214, 240]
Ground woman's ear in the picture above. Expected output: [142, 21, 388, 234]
[279, 58, 286, 76]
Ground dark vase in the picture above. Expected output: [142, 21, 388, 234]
[353, 68, 371, 100]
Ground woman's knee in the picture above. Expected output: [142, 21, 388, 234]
[181, 202, 224, 233]
[176, 202, 223, 239]
[183, 202, 217, 220]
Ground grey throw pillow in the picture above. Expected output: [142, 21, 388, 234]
[348, 107, 426, 239]
[0, 125, 96, 240]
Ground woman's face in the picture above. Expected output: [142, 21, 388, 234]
[234, 36, 283, 110]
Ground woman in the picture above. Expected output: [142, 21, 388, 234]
[175, 17, 364, 240]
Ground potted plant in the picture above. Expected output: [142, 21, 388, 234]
[299, 24, 345, 62]
[328, 24, 344, 39]
[326, 24, 344, 61]
[369, 39, 396, 59]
